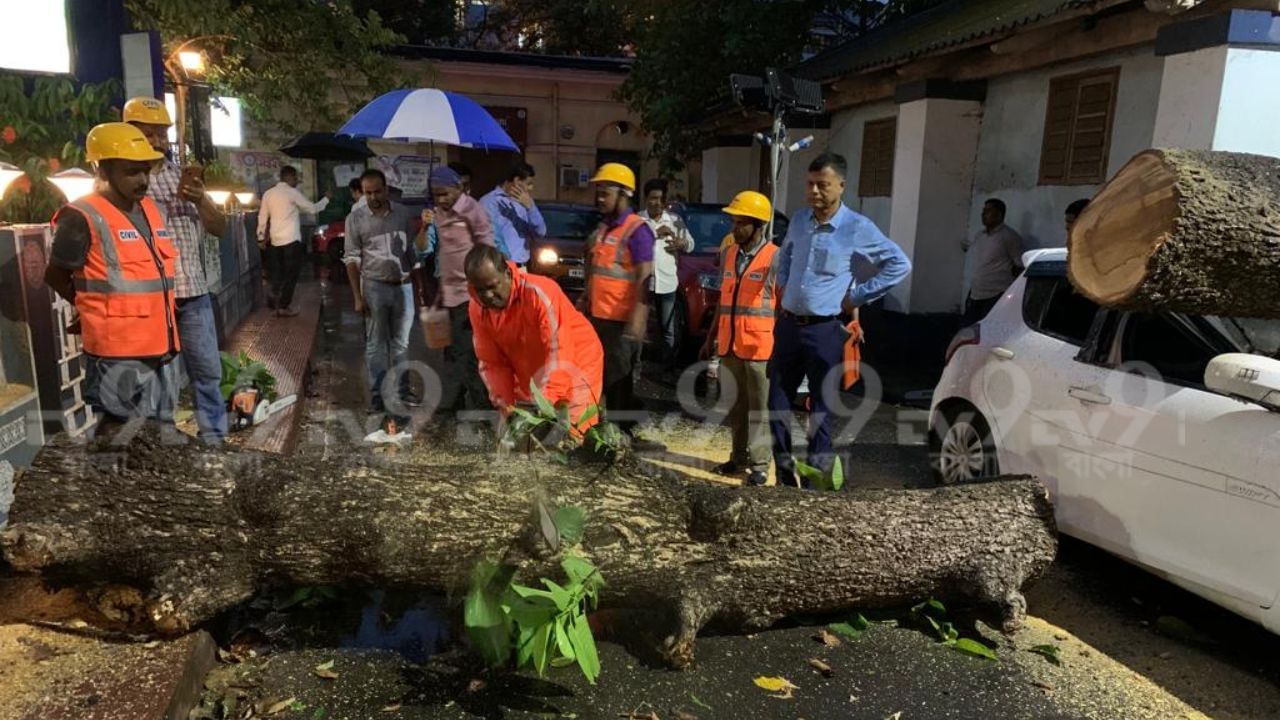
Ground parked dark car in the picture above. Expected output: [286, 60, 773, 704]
[527, 202, 602, 297]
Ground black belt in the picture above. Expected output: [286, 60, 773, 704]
[370, 277, 411, 286]
[782, 310, 837, 326]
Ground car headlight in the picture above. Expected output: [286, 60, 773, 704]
[698, 272, 720, 291]
[536, 248, 559, 266]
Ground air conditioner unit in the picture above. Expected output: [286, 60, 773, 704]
[560, 167, 584, 188]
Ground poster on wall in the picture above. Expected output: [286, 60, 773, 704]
[332, 163, 366, 190]
[229, 151, 316, 198]
[372, 154, 441, 199]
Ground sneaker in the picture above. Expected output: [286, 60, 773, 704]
[745, 470, 768, 486]
[400, 393, 423, 408]
[276, 307, 300, 318]
[712, 460, 742, 476]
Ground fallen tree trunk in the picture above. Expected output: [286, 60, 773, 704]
[2, 427, 1056, 667]
[1068, 148, 1280, 319]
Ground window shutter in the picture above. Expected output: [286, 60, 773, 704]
[859, 117, 896, 197]
[1038, 67, 1119, 186]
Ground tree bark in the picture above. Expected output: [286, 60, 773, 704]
[1068, 148, 1280, 319]
[1, 426, 1056, 668]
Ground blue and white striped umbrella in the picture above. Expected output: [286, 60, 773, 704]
[338, 88, 519, 151]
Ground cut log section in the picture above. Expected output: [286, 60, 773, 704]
[1, 426, 1057, 668]
[1068, 148, 1280, 319]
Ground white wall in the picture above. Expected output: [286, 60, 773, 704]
[827, 101, 898, 234]
[968, 47, 1165, 251]
[1155, 46, 1280, 158]
[774, 128, 828, 217]
[700, 146, 753, 204]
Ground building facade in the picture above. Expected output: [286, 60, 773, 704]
[701, 0, 1280, 317]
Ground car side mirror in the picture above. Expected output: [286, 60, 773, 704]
[1205, 353, 1280, 411]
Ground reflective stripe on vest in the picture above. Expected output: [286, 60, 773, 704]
[64, 194, 180, 358]
[716, 241, 779, 361]
[587, 213, 646, 321]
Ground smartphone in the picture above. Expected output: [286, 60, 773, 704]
[180, 165, 204, 190]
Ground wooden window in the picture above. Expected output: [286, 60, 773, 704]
[858, 117, 896, 197]
[1038, 67, 1120, 185]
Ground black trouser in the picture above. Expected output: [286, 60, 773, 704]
[591, 317, 643, 433]
[439, 301, 492, 412]
[963, 293, 1000, 326]
[266, 241, 305, 309]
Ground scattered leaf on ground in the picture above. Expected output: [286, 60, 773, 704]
[674, 711, 699, 720]
[381, 704, 402, 712]
[689, 694, 712, 710]
[466, 678, 487, 692]
[952, 638, 998, 661]
[263, 697, 297, 715]
[1028, 644, 1062, 666]
[886, 713, 903, 720]
[808, 658, 834, 677]
[814, 629, 842, 647]
[753, 676, 798, 699]
[1031, 680, 1055, 692]
[313, 660, 339, 680]
[828, 622, 862, 640]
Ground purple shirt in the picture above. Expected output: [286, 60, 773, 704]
[435, 193, 496, 308]
[609, 208, 655, 263]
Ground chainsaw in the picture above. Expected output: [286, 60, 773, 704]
[228, 386, 298, 430]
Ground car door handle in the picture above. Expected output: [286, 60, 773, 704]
[1068, 386, 1112, 405]
[990, 347, 1015, 360]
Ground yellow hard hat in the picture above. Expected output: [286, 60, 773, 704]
[85, 122, 165, 163]
[722, 190, 772, 222]
[122, 96, 172, 126]
[589, 162, 635, 192]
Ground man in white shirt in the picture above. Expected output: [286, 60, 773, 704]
[961, 198, 1025, 325]
[641, 178, 693, 371]
[257, 165, 330, 316]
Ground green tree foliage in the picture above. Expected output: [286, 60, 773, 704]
[0, 74, 121, 223]
[124, 0, 408, 134]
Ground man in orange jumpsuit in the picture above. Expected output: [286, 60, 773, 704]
[466, 245, 604, 439]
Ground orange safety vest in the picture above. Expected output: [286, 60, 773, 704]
[716, 240, 779, 361]
[587, 212, 647, 322]
[56, 194, 180, 359]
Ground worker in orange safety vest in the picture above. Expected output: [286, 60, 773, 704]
[466, 245, 604, 442]
[576, 162, 657, 444]
[45, 122, 181, 428]
[701, 191, 779, 486]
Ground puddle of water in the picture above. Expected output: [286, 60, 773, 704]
[227, 587, 455, 664]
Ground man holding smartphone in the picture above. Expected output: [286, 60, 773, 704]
[125, 96, 229, 444]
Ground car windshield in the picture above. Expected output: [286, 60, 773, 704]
[543, 208, 600, 240]
[1203, 316, 1280, 358]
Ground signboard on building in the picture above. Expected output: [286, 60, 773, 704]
[372, 154, 442, 199]
[229, 151, 317, 197]
[485, 106, 528, 150]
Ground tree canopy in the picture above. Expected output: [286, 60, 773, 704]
[125, 0, 407, 134]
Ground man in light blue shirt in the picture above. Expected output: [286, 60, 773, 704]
[770, 152, 912, 488]
[480, 160, 545, 266]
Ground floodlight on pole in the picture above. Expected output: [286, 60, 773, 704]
[178, 51, 205, 75]
[49, 168, 96, 202]
[0, 162, 23, 197]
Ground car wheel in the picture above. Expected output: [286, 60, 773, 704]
[929, 403, 999, 485]
[671, 294, 689, 362]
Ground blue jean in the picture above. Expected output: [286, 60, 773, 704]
[85, 354, 181, 425]
[767, 314, 846, 484]
[177, 294, 228, 442]
[653, 291, 679, 365]
[364, 279, 414, 412]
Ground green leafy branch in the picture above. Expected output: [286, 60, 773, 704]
[505, 381, 621, 463]
[795, 456, 844, 491]
[464, 505, 605, 684]
[219, 350, 278, 401]
[909, 598, 999, 661]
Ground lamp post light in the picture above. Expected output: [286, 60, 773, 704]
[49, 168, 96, 203]
[233, 192, 255, 207]
[206, 189, 232, 208]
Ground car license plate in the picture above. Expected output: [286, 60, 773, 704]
[568, 268, 584, 278]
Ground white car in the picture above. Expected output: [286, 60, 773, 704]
[930, 248, 1280, 631]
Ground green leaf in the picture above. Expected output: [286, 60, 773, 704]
[503, 593, 558, 630]
[690, 694, 712, 710]
[554, 616, 577, 661]
[953, 638, 998, 661]
[830, 456, 844, 491]
[1028, 644, 1062, 666]
[574, 404, 599, 429]
[311, 708, 327, 720]
[561, 556, 603, 594]
[827, 622, 862, 640]
[540, 579, 573, 611]
[568, 612, 601, 684]
[530, 379, 557, 419]
[464, 560, 512, 667]
[552, 506, 587, 545]
[531, 620, 554, 676]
